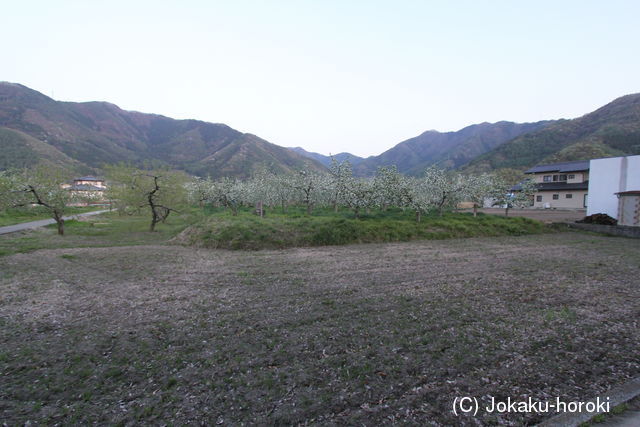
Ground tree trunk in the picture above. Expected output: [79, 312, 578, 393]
[504, 206, 510, 217]
[56, 218, 64, 236]
[160, 208, 171, 223]
[415, 210, 421, 222]
[473, 204, 478, 217]
[150, 209, 158, 232]
[354, 207, 360, 219]
[306, 203, 312, 216]
[51, 211, 65, 236]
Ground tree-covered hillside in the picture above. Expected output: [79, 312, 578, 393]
[0, 82, 325, 178]
[465, 93, 640, 172]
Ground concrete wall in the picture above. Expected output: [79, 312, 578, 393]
[587, 155, 640, 218]
[618, 194, 640, 226]
[566, 222, 640, 238]
[532, 190, 587, 209]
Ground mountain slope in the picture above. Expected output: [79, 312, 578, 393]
[465, 93, 640, 172]
[352, 120, 553, 176]
[0, 82, 325, 178]
[0, 126, 91, 173]
[289, 147, 365, 167]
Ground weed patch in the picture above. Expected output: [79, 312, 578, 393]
[180, 208, 547, 250]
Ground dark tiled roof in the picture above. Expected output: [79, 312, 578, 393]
[524, 160, 590, 174]
[616, 190, 640, 195]
[74, 176, 103, 181]
[70, 184, 105, 191]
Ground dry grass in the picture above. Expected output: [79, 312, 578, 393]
[0, 233, 639, 425]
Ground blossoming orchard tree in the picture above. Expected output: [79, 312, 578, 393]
[185, 176, 216, 208]
[0, 167, 77, 235]
[342, 176, 375, 218]
[183, 163, 534, 222]
[271, 173, 297, 213]
[106, 165, 188, 231]
[489, 176, 537, 216]
[372, 166, 409, 210]
[403, 176, 435, 222]
[463, 173, 497, 217]
[291, 170, 329, 215]
[421, 167, 468, 216]
[328, 158, 354, 212]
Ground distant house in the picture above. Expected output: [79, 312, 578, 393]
[587, 155, 640, 223]
[72, 176, 106, 189]
[525, 160, 589, 209]
[62, 176, 107, 205]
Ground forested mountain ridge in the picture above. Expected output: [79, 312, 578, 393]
[0, 82, 325, 178]
[3, 82, 639, 178]
[464, 93, 640, 172]
[288, 147, 365, 167]
[351, 120, 554, 176]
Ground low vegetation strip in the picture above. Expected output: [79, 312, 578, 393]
[178, 209, 547, 250]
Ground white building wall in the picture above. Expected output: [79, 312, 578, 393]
[587, 155, 640, 218]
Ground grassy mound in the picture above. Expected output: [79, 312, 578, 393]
[179, 207, 547, 250]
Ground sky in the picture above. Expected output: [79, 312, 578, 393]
[3, 0, 640, 157]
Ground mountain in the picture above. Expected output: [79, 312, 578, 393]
[0, 82, 325, 178]
[352, 120, 554, 176]
[465, 93, 640, 172]
[0, 126, 91, 173]
[289, 147, 365, 167]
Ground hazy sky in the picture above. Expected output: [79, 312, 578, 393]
[3, 0, 640, 157]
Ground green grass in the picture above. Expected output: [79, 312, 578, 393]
[581, 403, 630, 425]
[181, 206, 548, 250]
[0, 206, 105, 227]
[0, 205, 548, 256]
[0, 210, 194, 257]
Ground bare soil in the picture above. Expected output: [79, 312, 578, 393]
[1, 232, 639, 425]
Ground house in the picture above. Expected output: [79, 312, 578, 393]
[587, 155, 640, 222]
[525, 160, 589, 209]
[72, 176, 106, 188]
[62, 176, 108, 205]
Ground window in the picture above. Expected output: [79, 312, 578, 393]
[566, 194, 573, 199]
[553, 194, 559, 200]
[553, 174, 567, 182]
[543, 175, 552, 182]
[536, 195, 542, 202]
[568, 174, 575, 180]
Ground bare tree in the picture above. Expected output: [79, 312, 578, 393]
[106, 165, 187, 231]
[0, 167, 76, 235]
